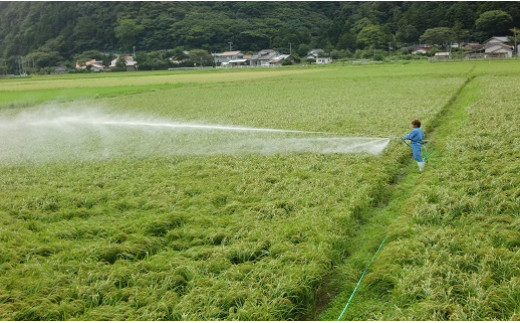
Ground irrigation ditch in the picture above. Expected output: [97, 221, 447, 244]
[312, 70, 477, 320]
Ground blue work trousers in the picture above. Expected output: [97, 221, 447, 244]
[411, 143, 423, 162]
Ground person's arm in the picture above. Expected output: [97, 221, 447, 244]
[402, 131, 412, 140]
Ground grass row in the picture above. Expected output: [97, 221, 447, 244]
[322, 62, 520, 320]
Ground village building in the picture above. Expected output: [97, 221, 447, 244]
[224, 55, 251, 67]
[316, 57, 333, 64]
[462, 43, 481, 51]
[482, 37, 513, 58]
[110, 55, 138, 70]
[269, 54, 292, 66]
[249, 49, 280, 67]
[217, 50, 293, 68]
[466, 36, 514, 59]
[306, 49, 325, 60]
[433, 52, 451, 60]
[76, 59, 105, 72]
[411, 44, 431, 55]
[305, 49, 332, 64]
[213, 51, 244, 65]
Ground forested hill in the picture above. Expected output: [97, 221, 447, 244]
[1, 1, 519, 70]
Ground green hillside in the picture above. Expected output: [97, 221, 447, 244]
[1, 2, 520, 73]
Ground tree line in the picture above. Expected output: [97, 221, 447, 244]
[1, 1, 519, 74]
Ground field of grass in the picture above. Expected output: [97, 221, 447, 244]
[321, 60, 520, 320]
[1, 60, 517, 320]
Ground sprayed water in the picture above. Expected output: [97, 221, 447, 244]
[0, 106, 390, 164]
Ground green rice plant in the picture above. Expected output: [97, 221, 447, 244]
[328, 61, 520, 320]
[0, 61, 499, 320]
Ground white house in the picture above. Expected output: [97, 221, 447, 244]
[466, 36, 514, 59]
[482, 37, 513, 58]
[306, 49, 325, 60]
[411, 44, 431, 55]
[433, 52, 450, 60]
[213, 51, 244, 64]
[223, 58, 249, 67]
[486, 36, 510, 45]
[269, 54, 292, 66]
[316, 57, 333, 64]
[110, 55, 138, 70]
[76, 59, 105, 71]
[250, 49, 280, 67]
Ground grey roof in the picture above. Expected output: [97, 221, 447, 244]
[485, 36, 510, 44]
[250, 49, 280, 61]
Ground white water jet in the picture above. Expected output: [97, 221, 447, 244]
[0, 106, 390, 164]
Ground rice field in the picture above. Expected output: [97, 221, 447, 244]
[321, 60, 520, 320]
[0, 60, 517, 320]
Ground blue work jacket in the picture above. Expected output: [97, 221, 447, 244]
[403, 127, 425, 147]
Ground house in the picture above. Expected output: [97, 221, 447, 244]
[170, 50, 190, 65]
[462, 42, 481, 51]
[486, 36, 510, 45]
[482, 37, 513, 58]
[76, 59, 105, 71]
[433, 52, 450, 60]
[316, 57, 333, 64]
[224, 58, 249, 67]
[269, 54, 292, 67]
[305, 49, 331, 64]
[411, 44, 431, 55]
[110, 55, 138, 70]
[250, 49, 280, 67]
[306, 49, 325, 60]
[484, 42, 513, 58]
[213, 51, 244, 65]
[465, 36, 513, 59]
[123, 56, 138, 70]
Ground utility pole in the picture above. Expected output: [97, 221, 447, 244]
[133, 46, 136, 58]
[228, 42, 233, 51]
[21, 56, 26, 75]
[515, 27, 518, 57]
[289, 42, 292, 55]
[18, 56, 23, 76]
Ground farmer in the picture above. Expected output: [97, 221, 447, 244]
[402, 119, 425, 172]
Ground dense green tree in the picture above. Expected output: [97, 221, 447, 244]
[357, 25, 390, 49]
[188, 49, 213, 67]
[1, 1, 520, 72]
[447, 2, 475, 29]
[25, 51, 63, 69]
[297, 43, 311, 57]
[451, 21, 470, 43]
[74, 50, 112, 66]
[336, 32, 356, 50]
[396, 24, 420, 43]
[115, 18, 144, 52]
[137, 51, 170, 70]
[475, 10, 513, 39]
[419, 27, 456, 46]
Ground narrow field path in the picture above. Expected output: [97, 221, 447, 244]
[315, 70, 477, 320]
